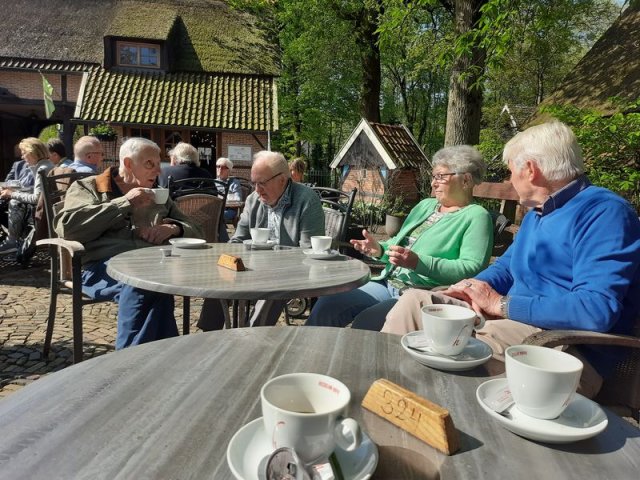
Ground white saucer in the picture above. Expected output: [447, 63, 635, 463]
[302, 249, 340, 259]
[243, 239, 276, 250]
[168, 238, 206, 249]
[227, 417, 378, 480]
[476, 378, 608, 443]
[401, 331, 492, 371]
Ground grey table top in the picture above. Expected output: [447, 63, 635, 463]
[0, 327, 637, 480]
[106, 243, 371, 300]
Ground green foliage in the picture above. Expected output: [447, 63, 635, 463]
[542, 102, 640, 212]
[88, 123, 117, 140]
[350, 200, 386, 232]
[38, 125, 60, 143]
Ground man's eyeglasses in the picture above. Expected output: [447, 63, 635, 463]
[251, 172, 282, 189]
[88, 151, 104, 156]
[216, 165, 229, 170]
[431, 172, 459, 183]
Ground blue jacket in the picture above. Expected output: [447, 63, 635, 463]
[477, 176, 640, 336]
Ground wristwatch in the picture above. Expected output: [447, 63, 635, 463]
[499, 295, 510, 318]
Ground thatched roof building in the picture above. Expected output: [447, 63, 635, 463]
[537, 3, 640, 116]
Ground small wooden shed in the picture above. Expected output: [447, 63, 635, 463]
[330, 118, 430, 206]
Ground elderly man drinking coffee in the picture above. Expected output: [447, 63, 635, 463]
[55, 138, 202, 348]
[382, 122, 640, 399]
[198, 150, 325, 330]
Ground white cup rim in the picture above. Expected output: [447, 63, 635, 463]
[261, 373, 351, 417]
[506, 345, 583, 374]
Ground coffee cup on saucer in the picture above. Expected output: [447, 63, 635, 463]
[421, 304, 483, 356]
[505, 345, 583, 420]
[261, 373, 361, 464]
[250, 227, 270, 244]
[151, 187, 169, 204]
[310, 235, 332, 253]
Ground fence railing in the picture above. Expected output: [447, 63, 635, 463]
[307, 168, 339, 188]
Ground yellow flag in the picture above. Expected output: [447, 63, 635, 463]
[41, 74, 55, 119]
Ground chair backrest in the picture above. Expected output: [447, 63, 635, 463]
[168, 176, 228, 232]
[39, 169, 93, 281]
[311, 187, 357, 247]
[174, 194, 223, 242]
[39, 169, 93, 240]
[235, 178, 254, 202]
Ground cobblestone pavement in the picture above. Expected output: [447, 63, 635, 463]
[0, 248, 306, 399]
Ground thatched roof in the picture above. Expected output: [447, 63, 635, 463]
[537, 4, 640, 116]
[0, 0, 278, 76]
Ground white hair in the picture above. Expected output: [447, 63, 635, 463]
[253, 150, 289, 177]
[169, 142, 200, 166]
[216, 157, 234, 170]
[503, 122, 584, 182]
[432, 145, 486, 185]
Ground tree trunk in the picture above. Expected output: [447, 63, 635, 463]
[358, 10, 382, 122]
[444, 0, 487, 146]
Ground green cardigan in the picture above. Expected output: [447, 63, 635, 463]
[375, 198, 493, 288]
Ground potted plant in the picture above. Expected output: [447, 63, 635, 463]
[89, 123, 117, 141]
[383, 194, 407, 237]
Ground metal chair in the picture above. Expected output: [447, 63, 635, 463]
[168, 176, 228, 235]
[285, 187, 358, 321]
[35, 169, 96, 363]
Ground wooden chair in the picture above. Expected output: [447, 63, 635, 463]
[173, 193, 224, 329]
[523, 314, 640, 421]
[35, 169, 97, 363]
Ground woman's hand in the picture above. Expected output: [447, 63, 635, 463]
[350, 229, 382, 257]
[0, 189, 12, 199]
[387, 245, 418, 270]
[443, 279, 503, 319]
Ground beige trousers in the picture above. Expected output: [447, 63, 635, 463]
[382, 289, 603, 399]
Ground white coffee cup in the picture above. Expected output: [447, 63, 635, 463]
[310, 235, 332, 253]
[421, 304, 483, 356]
[261, 373, 361, 464]
[250, 227, 270, 244]
[505, 345, 583, 420]
[151, 187, 169, 204]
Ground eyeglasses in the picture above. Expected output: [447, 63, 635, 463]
[216, 165, 229, 170]
[431, 172, 459, 183]
[88, 151, 104, 157]
[251, 172, 282, 189]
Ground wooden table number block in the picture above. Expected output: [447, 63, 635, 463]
[361, 378, 459, 455]
[217, 254, 246, 271]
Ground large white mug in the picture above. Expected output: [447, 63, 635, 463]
[261, 373, 361, 464]
[151, 187, 169, 204]
[506, 345, 583, 420]
[421, 304, 483, 356]
[310, 235, 332, 253]
[250, 227, 270, 244]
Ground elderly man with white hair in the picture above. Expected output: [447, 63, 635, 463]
[157, 142, 212, 187]
[198, 150, 325, 330]
[55, 138, 202, 349]
[382, 122, 640, 399]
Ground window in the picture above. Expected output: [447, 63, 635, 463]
[116, 41, 160, 68]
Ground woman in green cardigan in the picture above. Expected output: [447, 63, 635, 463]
[305, 145, 493, 330]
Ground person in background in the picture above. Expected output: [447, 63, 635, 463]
[157, 142, 212, 187]
[198, 150, 325, 330]
[215, 157, 243, 242]
[382, 122, 640, 399]
[68, 136, 104, 173]
[1, 153, 34, 234]
[305, 145, 493, 330]
[289, 157, 306, 183]
[0, 138, 54, 254]
[47, 138, 72, 167]
[54, 138, 202, 349]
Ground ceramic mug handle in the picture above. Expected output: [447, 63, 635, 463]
[333, 417, 361, 452]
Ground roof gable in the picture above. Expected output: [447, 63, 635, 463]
[330, 118, 429, 169]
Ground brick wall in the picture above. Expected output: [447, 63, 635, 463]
[340, 168, 421, 205]
[0, 71, 83, 101]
